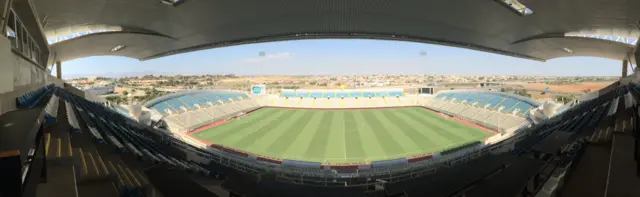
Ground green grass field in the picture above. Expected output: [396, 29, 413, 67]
[191, 107, 494, 164]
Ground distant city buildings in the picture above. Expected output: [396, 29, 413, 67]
[85, 85, 116, 95]
[124, 79, 168, 86]
[65, 74, 618, 105]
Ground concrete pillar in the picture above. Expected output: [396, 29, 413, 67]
[0, 36, 14, 94]
[55, 61, 61, 79]
[623, 60, 628, 77]
[634, 39, 640, 67]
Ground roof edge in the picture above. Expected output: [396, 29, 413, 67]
[141, 32, 546, 62]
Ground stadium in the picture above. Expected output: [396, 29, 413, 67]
[129, 86, 538, 188]
[147, 89, 514, 166]
[1, 0, 640, 197]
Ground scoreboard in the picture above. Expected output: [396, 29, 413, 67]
[251, 84, 266, 95]
[419, 87, 434, 95]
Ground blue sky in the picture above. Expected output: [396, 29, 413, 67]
[56, 39, 623, 78]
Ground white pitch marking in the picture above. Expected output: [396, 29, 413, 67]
[342, 112, 347, 160]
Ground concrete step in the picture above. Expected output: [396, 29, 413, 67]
[36, 164, 78, 197]
[76, 181, 119, 197]
[46, 133, 73, 159]
[132, 169, 149, 186]
[74, 148, 111, 183]
[108, 161, 151, 193]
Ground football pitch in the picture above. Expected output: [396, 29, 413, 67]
[191, 107, 495, 164]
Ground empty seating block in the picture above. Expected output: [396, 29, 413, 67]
[148, 91, 250, 115]
[61, 90, 210, 181]
[17, 84, 55, 109]
[435, 91, 537, 118]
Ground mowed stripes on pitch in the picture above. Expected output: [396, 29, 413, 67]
[193, 107, 495, 164]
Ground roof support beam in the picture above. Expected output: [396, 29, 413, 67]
[55, 60, 61, 79]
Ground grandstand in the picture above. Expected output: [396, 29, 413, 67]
[425, 90, 537, 132]
[144, 91, 250, 115]
[144, 91, 260, 132]
[6, 79, 637, 197]
[130, 88, 529, 174]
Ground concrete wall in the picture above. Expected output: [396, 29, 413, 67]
[64, 84, 86, 99]
[0, 36, 47, 115]
[46, 74, 64, 87]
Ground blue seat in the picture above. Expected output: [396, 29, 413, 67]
[496, 98, 519, 111]
[177, 95, 199, 109]
[475, 94, 492, 103]
[217, 94, 234, 101]
[389, 91, 403, 97]
[325, 92, 336, 98]
[203, 94, 222, 102]
[513, 102, 533, 115]
[297, 92, 310, 98]
[376, 92, 390, 97]
[446, 93, 461, 101]
[151, 104, 170, 115]
[464, 94, 478, 103]
[17, 84, 54, 109]
[485, 97, 505, 108]
[474, 94, 491, 106]
[337, 92, 349, 98]
[238, 94, 249, 99]
[165, 99, 188, 111]
[453, 93, 469, 102]
[349, 91, 363, 98]
[448, 93, 462, 101]
[363, 92, 375, 98]
[192, 94, 214, 105]
[282, 91, 297, 97]
[310, 92, 323, 98]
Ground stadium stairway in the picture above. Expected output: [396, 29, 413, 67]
[11, 85, 213, 197]
[56, 90, 156, 196]
[67, 93, 154, 191]
[36, 97, 79, 197]
[27, 82, 640, 197]
[559, 131, 640, 197]
[62, 87, 215, 194]
[36, 95, 125, 197]
[519, 83, 640, 197]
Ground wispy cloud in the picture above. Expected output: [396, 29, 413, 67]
[243, 52, 293, 63]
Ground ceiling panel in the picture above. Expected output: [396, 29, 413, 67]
[31, 0, 638, 62]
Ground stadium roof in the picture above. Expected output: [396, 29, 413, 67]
[33, 0, 640, 62]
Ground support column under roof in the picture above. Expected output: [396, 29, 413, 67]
[633, 37, 640, 67]
[622, 60, 628, 77]
[55, 61, 61, 79]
